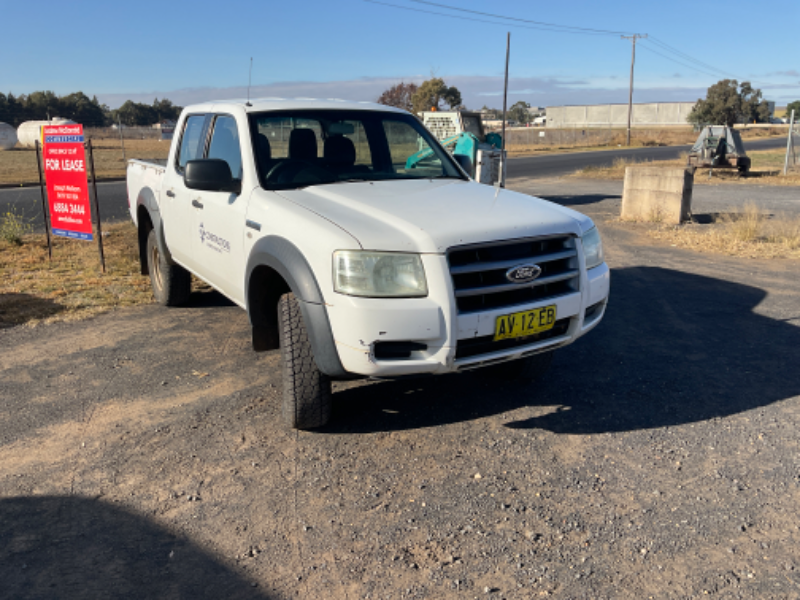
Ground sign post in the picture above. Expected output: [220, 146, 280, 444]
[34, 140, 53, 261]
[86, 139, 106, 272]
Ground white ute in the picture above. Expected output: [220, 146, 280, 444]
[127, 99, 610, 429]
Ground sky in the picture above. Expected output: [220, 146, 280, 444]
[2, 0, 799, 110]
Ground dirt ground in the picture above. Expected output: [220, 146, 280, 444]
[2, 183, 800, 599]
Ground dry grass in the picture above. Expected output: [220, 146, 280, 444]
[645, 204, 800, 259]
[572, 150, 800, 186]
[0, 139, 170, 186]
[0, 222, 154, 328]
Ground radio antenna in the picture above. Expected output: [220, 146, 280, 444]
[246, 57, 253, 107]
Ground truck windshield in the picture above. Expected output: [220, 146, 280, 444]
[248, 110, 465, 190]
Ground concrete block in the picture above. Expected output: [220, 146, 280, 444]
[621, 167, 693, 224]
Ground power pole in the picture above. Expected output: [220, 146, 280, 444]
[621, 34, 647, 146]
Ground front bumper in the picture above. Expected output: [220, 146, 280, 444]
[326, 254, 610, 377]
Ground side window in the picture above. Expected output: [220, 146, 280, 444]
[207, 116, 243, 179]
[178, 115, 206, 170]
[383, 120, 444, 175]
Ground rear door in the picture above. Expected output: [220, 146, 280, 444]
[191, 114, 248, 303]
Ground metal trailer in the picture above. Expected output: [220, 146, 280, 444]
[687, 126, 751, 176]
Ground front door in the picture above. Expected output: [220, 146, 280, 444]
[191, 114, 248, 304]
[162, 113, 209, 273]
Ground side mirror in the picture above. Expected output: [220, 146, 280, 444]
[185, 159, 241, 194]
[453, 153, 473, 177]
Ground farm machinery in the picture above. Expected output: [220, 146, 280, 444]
[687, 126, 751, 176]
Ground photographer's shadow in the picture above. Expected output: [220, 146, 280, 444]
[0, 496, 272, 600]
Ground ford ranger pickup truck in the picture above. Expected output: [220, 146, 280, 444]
[127, 98, 610, 429]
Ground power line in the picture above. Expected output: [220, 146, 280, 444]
[647, 36, 738, 78]
[407, 0, 635, 36]
[637, 42, 723, 79]
[363, 0, 631, 36]
[645, 37, 778, 87]
[367, 0, 789, 89]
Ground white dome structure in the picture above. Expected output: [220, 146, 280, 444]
[16, 118, 76, 149]
[0, 122, 17, 150]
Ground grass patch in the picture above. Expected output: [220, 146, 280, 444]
[0, 139, 170, 186]
[0, 222, 154, 328]
[571, 150, 800, 186]
[643, 204, 800, 259]
[0, 206, 34, 244]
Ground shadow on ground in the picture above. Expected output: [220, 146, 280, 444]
[326, 266, 800, 435]
[185, 287, 236, 308]
[0, 293, 63, 328]
[0, 496, 272, 600]
[537, 193, 620, 207]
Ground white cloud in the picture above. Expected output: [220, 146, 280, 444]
[93, 75, 766, 111]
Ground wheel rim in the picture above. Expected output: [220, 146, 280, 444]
[150, 241, 163, 291]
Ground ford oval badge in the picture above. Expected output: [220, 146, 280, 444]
[506, 264, 542, 284]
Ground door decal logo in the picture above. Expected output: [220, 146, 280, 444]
[198, 222, 230, 253]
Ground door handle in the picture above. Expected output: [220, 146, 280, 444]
[192, 199, 204, 209]
[165, 189, 175, 198]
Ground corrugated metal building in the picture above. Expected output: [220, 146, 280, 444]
[546, 102, 696, 128]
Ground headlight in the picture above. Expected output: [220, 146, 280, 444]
[581, 226, 604, 270]
[333, 251, 428, 297]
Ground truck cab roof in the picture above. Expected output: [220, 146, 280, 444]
[182, 97, 409, 115]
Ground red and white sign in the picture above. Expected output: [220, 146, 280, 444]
[43, 124, 93, 240]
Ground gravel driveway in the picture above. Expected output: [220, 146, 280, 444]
[1, 180, 799, 599]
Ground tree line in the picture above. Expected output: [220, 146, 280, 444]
[0, 91, 183, 128]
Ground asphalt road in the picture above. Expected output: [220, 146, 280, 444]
[505, 136, 788, 180]
[1, 137, 789, 232]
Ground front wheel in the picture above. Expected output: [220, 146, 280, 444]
[146, 228, 191, 306]
[278, 292, 332, 429]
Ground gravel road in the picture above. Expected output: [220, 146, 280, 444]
[1, 181, 800, 599]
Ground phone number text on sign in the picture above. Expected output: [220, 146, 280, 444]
[43, 124, 94, 241]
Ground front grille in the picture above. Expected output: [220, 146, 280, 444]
[448, 235, 580, 313]
[455, 318, 571, 360]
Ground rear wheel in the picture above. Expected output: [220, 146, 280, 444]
[477, 350, 554, 381]
[146, 228, 191, 306]
[278, 292, 332, 429]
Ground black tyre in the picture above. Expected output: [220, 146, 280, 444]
[278, 292, 332, 429]
[477, 350, 554, 381]
[146, 228, 191, 306]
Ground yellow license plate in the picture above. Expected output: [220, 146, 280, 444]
[494, 305, 557, 341]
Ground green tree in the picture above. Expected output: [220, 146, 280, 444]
[411, 78, 462, 113]
[785, 100, 800, 122]
[152, 98, 182, 122]
[688, 79, 772, 126]
[508, 100, 531, 125]
[377, 82, 418, 112]
[59, 92, 109, 127]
